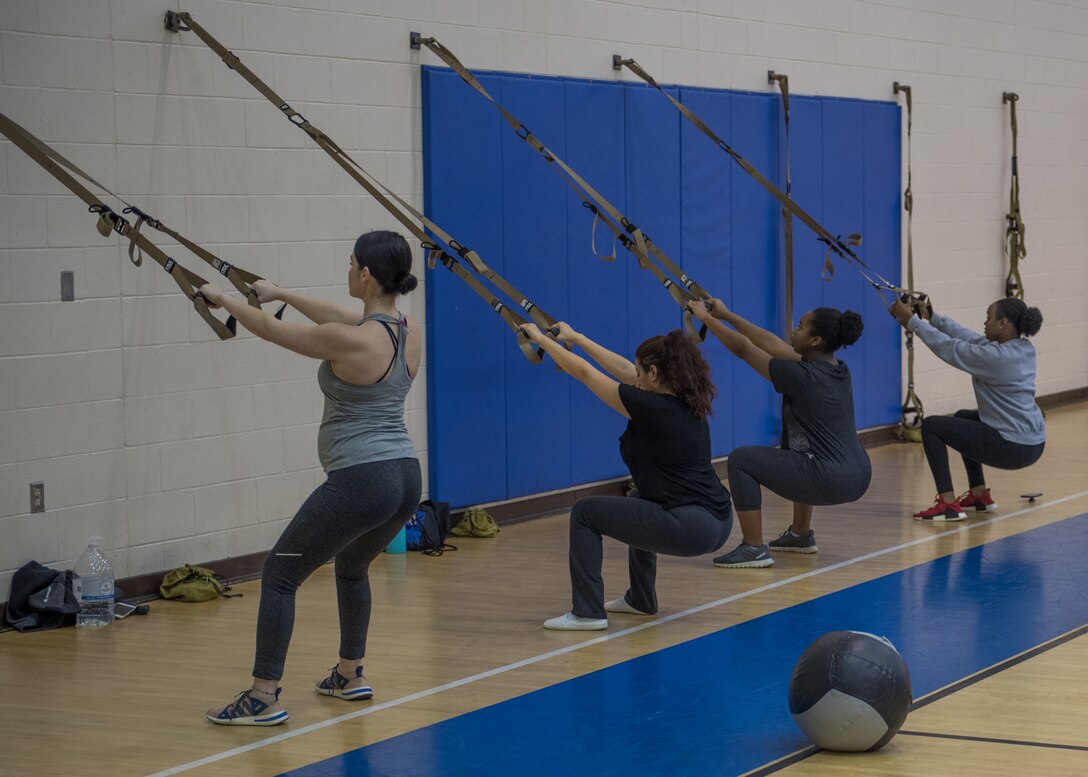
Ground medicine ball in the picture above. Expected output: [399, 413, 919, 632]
[788, 630, 913, 751]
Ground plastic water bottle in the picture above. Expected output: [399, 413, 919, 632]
[73, 536, 114, 628]
[385, 525, 407, 554]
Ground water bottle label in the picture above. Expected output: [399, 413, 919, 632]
[76, 576, 114, 602]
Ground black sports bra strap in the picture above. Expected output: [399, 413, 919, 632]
[373, 319, 399, 383]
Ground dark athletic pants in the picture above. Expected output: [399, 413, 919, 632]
[726, 446, 871, 512]
[253, 458, 422, 681]
[921, 409, 1044, 494]
[569, 495, 732, 620]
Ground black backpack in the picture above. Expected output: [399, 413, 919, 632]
[404, 500, 456, 556]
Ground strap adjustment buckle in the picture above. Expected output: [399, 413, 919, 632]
[89, 204, 129, 237]
[447, 239, 471, 259]
[121, 205, 161, 230]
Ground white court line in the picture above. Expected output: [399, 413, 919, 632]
[148, 489, 1088, 777]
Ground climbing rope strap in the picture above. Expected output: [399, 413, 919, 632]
[618, 59, 927, 311]
[769, 72, 794, 336]
[0, 111, 238, 339]
[894, 83, 923, 439]
[168, 11, 551, 364]
[1003, 92, 1026, 300]
[415, 35, 709, 340]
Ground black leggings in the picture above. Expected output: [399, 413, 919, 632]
[921, 410, 1044, 494]
[568, 495, 732, 619]
[253, 458, 422, 681]
[726, 446, 871, 512]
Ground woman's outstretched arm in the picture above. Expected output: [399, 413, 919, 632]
[252, 279, 363, 325]
[553, 322, 637, 384]
[200, 283, 360, 362]
[707, 298, 797, 360]
[521, 325, 629, 418]
[689, 301, 772, 381]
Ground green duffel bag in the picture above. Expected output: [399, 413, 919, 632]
[159, 564, 240, 602]
[450, 508, 501, 538]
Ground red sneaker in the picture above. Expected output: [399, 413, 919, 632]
[958, 489, 998, 512]
[913, 495, 967, 521]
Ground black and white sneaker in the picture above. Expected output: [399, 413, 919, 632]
[713, 542, 774, 569]
[768, 528, 818, 554]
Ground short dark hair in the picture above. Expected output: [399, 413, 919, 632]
[352, 230, 418, 296]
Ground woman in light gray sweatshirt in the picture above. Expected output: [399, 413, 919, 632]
[891, 297, 1045, 521]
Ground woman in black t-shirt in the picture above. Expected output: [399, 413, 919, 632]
[689, 300, 871, 569]
[521, 323, 733, 631]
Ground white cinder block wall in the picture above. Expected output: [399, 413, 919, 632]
[2, 0, 1086, 602]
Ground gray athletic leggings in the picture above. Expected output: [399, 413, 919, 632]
[253, 458, 422, 681]
[921, 409, 1045, 494]
[727, 446, 871, 512]
[569, 495, 732, 620]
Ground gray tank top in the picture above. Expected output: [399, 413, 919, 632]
[316, 312, 417, 472]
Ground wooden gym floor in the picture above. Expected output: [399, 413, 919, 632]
[1, 403, 1085, 777]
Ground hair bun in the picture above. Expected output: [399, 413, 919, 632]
[838, 310, 864, 347]
[1020, 306, 1043, 337]
[396, 272, 418, 295]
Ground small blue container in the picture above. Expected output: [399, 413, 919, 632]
[385, 525, 407, 554]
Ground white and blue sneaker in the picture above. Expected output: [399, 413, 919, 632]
[207, 687, 289, 726]
[315, 665, 374, 700]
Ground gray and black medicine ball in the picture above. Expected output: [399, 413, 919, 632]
[788, 630, 913, 751]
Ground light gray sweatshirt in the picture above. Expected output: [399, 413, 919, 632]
[907, 313, 1045, 445]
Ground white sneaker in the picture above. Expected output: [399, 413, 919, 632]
[604, 597, 653, 615]
[543, 612, 608, 631]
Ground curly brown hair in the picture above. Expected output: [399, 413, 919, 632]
[635, 330, 716, 419]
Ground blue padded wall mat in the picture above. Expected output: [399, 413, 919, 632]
[423, 67, 900, 508]
[679, 89, 736, 455]
[564, 82, 630, 485]
[498, 77, 572, 499]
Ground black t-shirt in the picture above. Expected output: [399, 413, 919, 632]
[618, 384, 732, 519]
[770, 358, 869, 471]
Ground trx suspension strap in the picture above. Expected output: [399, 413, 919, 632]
[768, 71, 794, 335]
[1003, 92, 1026, 300]
[168, 11, 551, 364]
[0, 110, 282, 333]
[616, 57, 927, 310]
[0, 112, 235, 339]
[413, 34, 710, 339]
[894, 82, 923, 442]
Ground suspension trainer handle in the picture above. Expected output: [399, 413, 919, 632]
[176, 13, 560, 362]
[1, 111, 238, 340]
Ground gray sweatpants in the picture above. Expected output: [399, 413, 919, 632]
[727, 445, 871, 512]
[569, 495, 732, 620]
[253, 458, 422, 681]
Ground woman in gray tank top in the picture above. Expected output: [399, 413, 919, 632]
[198, 231, 421, 726]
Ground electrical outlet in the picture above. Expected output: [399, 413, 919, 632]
[30, 482, 45, 513]
[61, 271, 75, 301]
